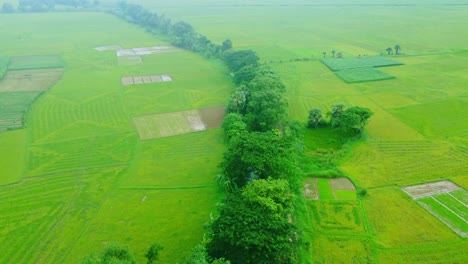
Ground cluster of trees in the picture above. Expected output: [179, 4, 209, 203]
[1, 0, 96, 13]
[385, 44, 401, 55]
[308, 104, 373, 136]
[113, 2, 232, 58]
[322, 50, 343, 58]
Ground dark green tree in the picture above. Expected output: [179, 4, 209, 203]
[327, 103, 345, 128]
[307, 108, 323, 128]
[226, 85, 248, 114]
[222, 113, 247, 139]
[207, 179, 300, 264]
[386, 47, 393, 55]
[145, 242, 164, 264]
[394, 44, 401, 55]
[246, 89, 287, 132]
[331, 50, 336, 58]
[224, 50, 259, 72]
[82, 243, 137, 264]
[221, 39, 232, 51]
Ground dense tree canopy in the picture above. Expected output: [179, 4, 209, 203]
[224, 50, 259, 72]
[207, 179, 300, 264]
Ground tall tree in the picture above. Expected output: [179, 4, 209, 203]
[246, 88, 287, 132]
[145, 242, 164, 264]
[221, 39, 233, 51]
[224, 50, 259, 72]
[386, 47, 393, 55]
[331, 50, 336, 58]
[307, 108, 323, 128]
[394, 44, 401, 55]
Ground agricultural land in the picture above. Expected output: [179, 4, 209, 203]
[0, 0, 467, 263]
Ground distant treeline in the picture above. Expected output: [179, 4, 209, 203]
[1, 0, 100, 13]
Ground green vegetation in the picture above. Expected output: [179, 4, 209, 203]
[0, 91, 41, 131]
[321, 56, 403, 71]
[316, 179, 334, 200]
[418, 196, 468, 235]
[8, 55, 64, 70]
[335, 67, 395, 83]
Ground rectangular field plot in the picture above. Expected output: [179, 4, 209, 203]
[0, 68, 63, 92]
[116, 46, 180, 57]
[8, 55, 64, 70]
[0, 92, 41, 131]
[117, 55, 142, 65]
[133, 107, 225, 140]
[402, 181, 467, 237]
[121, 74, 172, 86]
[94, 45, 122, 51]
[335, 67, 395, 83]
[304, 177, 356, 200]
[321, 56, 403, 71]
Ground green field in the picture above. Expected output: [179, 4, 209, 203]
[0, 12, 231, 263]
[335, 67, 395, 83]
[321, 56, 403, 71]
[0, 56, 9, 78]
[8, 55, 64, 70]
[1, 0, 467, 263]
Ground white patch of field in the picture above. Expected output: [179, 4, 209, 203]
[117, 46, 180, 58]
[403, 181, 461, 199]
[329, 178, 356, 190]
[94, 45, 122, 51]
[303, 178, 319, 200]
[116, 49, 136, 57]
[121, 74, 172, 86]
[117, 55, 142, 66]
[133, 109, 207, 140]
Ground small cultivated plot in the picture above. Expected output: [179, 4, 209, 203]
[116, 46, 180, 57]
[308, 200, 366, 234]
[403, 181, 467, 237]
[94, 45, 122, 51]
[117, 55, 142, 65]
[335, 67, 395, 83]
[304, 177, 357, 200]
[133, 107, 225, 140]
[121, 74, 172, 86]
[8, 55, 64, 70]
[0, 92, 41, 131]
[321, 56, 404, 71]
[312, 236, 374, 264]
[0, 68, 64, 92]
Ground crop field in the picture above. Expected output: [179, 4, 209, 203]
[320, 56, 403, 71]
[0, 56, 9, 78]
[8, 55, 64, 70]
[334, 67, 395, 83]
[1, 1, 467, 263]
[304, 177, 356, 201]
[0, 11, 231, 264]
[121, 74, 172, 86]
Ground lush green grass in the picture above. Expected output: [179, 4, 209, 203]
[0, 91, 41, 131]
[433, 192, 468, 220]
[308, 200, 366, 234]
[418, 196, 468, 235]
[451, 189, 468, 205]
[0, 12, 232, 263]
[334, 190, 357, 200]
[321, 56, 403, 71]
[334, 67, 395, 83]
[311, 236, 374, 264]
[317, 178, 334, 200]
[8, 55, 64, 70]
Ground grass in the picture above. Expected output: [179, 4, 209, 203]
[334, 67, 395, 83]
[0, 92, 41, 131]
[8, 55, 64, 70]
[320, 56, 403, 71]
[311, 235, 374, 264]
[0, 12, 232, 263]
[308, 200, 365, 234]
[317, 178, 334, 200]
[418, 196, 467, 235]
[433, 192, 468, 220]
[451, 189, 468, 205]
[334, 190, 356, 200]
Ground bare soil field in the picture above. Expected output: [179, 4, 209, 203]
[402, 180, 461, 199]
[198, 107, 225, 129]
[329, 178, 356, 191]
[117, 55, 142, 66]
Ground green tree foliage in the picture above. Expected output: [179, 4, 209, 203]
[1, 3, 15, 13]
[220, 131, 296, 188]
[207, 179, 300, 264]
[394, 44, 401, 55]
[221, 39, 232, 52]
[307, 108, 324, 128]
[224, 50, 259, 72]
[226, 86, 248, 115]
[222, 113, 247, 139]
[145, 242, 163, 264]
[246, 89, 287, 131]
[341, 106, 373, 135]
[327, 103, 346, 128]
[82, 243, 137, 264]
[386, 47, 393, 55]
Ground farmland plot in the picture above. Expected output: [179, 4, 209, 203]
[304, 177, 356, 201]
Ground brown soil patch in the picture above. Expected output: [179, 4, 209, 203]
[198, 107, 225, 129]
[303, 178, 319, 200]
[329, 178, 356, 191]
[402, 180, 461, 199]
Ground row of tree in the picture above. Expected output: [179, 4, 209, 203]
[112, 2, 232, 59]
[1, 0, 96, 13]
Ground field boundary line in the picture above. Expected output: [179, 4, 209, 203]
[431, 196, 467, 222]
[448, 192, 467, 207]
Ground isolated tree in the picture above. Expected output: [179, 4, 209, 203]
[145, 242, 164, 264]
[386, 47, 393, 55]
[331, 50, 336, 58]
[394, 44, 401, 55]
[336, 52, 343, 58]
[344, 106, 373, 135]
[221, 39, 233, 51]
[307, 108, 323, 128]
[322, 51, 326, 58]
[327, 103, 345, 127]
[332, 106, 373, 135]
